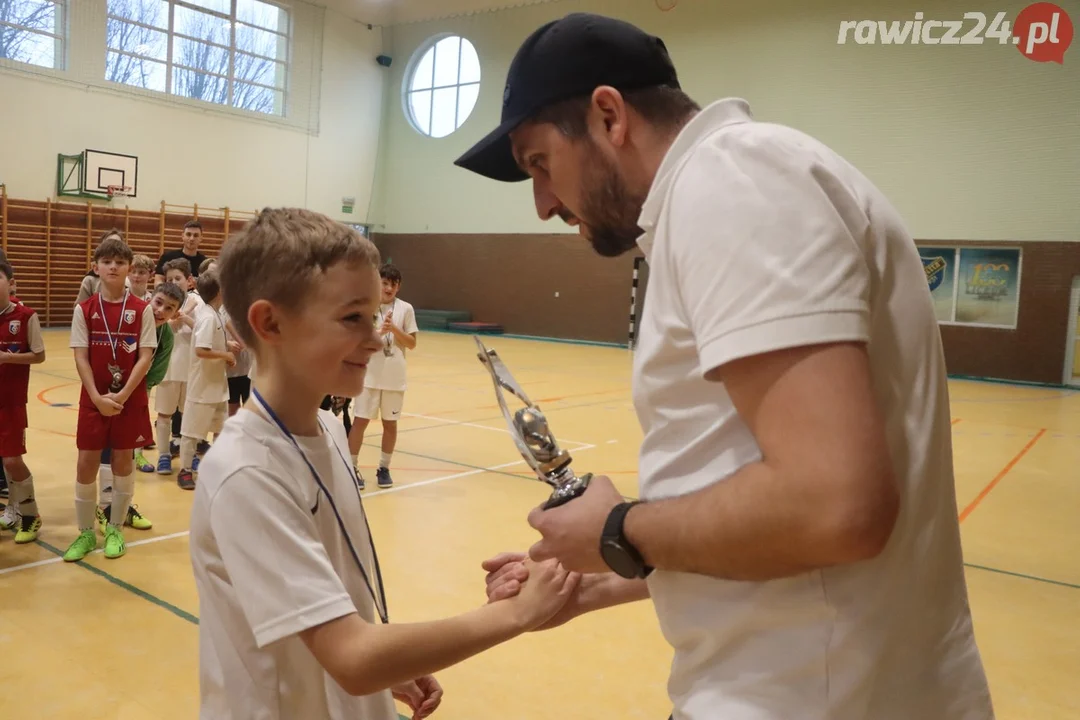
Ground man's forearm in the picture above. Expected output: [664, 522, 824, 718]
[577, 572, 650, 615]
[622, 461, 892, 582]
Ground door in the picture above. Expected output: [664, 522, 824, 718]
[1065, 279, 1080, 387]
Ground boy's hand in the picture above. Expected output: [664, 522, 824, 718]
[392, 675, 443, 719]
[227, 340, 242, 354]
[94, 394, 124, 416]
[482, 552, 587, 630]
[380, 317, 395, 335]
[0, 351, 11, 364]
[224, 351, 237, 367]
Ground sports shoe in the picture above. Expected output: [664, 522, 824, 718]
[157, 454, 172, 475]
[64, 530, 97, 562]
[196, 440, 211, 455]
[355, 469, 365, 491]
[14, 514, 41, 544]
[97, 505, 152, 532]
[177, 469, 195, 490]
[376, 467, 393, 488]
[135, 451, 154, 473]
[104, 524, 126, 559]
[0, 504, 17, 531]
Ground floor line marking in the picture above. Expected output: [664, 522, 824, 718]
[0, 445, 600, 578]
[402, 411, 592, 448]
[958, 428, 1046, 523]
[964, 563, 1080, 590]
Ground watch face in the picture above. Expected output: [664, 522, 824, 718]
[601, 539, 640, 579]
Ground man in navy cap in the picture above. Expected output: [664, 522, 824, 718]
[463, 12, 995, 720]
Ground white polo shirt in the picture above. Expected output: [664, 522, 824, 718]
[632, 98, 994, 720]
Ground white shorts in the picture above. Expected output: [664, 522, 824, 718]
[352, 388, 404, 421]
[180, 401, 227, 439]
[155, 381, 187, 416]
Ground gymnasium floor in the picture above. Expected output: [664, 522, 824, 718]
[2, 329, 1078, 720]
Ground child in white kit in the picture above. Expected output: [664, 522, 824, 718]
[155, 257, 202, 474]
[176, 270, 234, 490]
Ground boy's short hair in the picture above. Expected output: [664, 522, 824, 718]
[197, 270, 221, 303]
[163, 257, 193, 277]
[219, 207, 381, 347]
[94, 233, 134, 263]
[98, 227, 124, 244]
[185, 219, 203, 232]
[198, 257, 216, 275]
[379, 263, 402, 285]
[0, 261, 12, 281]
[153, 281, 186, 307]
[132, 254, 155, 273]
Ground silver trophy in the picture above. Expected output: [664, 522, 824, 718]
[475, 336, 591, 509]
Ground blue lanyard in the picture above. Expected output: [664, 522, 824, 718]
[250, 387, 389, 624]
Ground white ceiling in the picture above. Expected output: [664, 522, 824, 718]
[315, 0, 560, 26]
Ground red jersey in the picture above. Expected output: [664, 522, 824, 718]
[0, 301, 37, 408]
[75, 292, 152, 408]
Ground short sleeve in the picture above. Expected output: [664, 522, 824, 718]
[69, 306, 89, 348]
[194, 311, 215, 349]
[26, 313, 44, 354]
[139, 305, 157, 349]
[208, 468, 357, 648]
[666, 132, 872, 376]
[403, 305, 418, 335]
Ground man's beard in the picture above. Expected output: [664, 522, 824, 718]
[575, 142, 645, 258]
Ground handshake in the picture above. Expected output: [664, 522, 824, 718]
[480, 552, 590, 632]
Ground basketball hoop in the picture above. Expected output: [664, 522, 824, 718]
[107, 185, 132, 203]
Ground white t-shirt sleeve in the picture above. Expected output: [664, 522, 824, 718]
[69, 306, 88, 348]
[194, 310, 215, 350]
[27, 312, 45, 353]
[403, 304, 418, 335]
[667, 134, 871, 376]
[139, 305, 157, 349]
[208, 468, 358, 648]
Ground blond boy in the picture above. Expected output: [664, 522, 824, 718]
[189, 208, 577, 719]
[176, 270, 233, 490]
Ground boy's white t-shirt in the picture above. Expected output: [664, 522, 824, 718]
[164, 291, 204, 383]
[187, 302, 229, 405]
[364, 298, 418, 392]
[189, 408, 398, 720]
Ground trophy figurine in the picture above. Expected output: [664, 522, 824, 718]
[474, 336, 591, 509]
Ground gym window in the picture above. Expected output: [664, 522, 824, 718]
[104, 0, 290, 117]
[404, 34, 480, 138]
[0, 0, 66, 70]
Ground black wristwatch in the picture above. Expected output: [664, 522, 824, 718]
[600, 501, 653, 579]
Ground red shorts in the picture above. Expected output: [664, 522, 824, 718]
[0, 405, 28, 458]
[77, 400, 153, 452]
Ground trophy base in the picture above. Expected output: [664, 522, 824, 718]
[542, 473, 593, 510]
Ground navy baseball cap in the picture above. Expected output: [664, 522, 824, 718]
[453, 12, 681, 182]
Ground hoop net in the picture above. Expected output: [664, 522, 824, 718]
[106, 185, 132, 200]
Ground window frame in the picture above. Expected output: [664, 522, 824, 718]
[104, 0, 291, 118]
[402, 32, 481, 139]
[0, 0, 67, 71]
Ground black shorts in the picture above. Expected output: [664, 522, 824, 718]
[228, 375, 251, 405]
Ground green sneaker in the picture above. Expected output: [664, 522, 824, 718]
[103, 524, 126, 559]
[64, 530, 97, 562]
[14, 514, 41, 544]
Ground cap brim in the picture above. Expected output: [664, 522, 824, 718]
[453, 113, 530, 183]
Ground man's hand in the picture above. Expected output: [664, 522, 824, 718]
[392, 675, 443, 719]
[526, 475, 624, 574]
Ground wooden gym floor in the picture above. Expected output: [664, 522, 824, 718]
[1, 329, 1078, 720]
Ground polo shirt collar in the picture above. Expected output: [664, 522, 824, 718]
[635, 97, 755, 256]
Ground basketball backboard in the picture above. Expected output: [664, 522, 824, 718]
[57, 149, 139, 199]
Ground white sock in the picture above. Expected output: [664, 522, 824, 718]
[110, 473, 135, 529]
[180, 437, 198, 471]
[98, 464, 114, 505]
[156, 418, 171, 457]
[75, 481, 97, 532]
[379, 451, 392, 469]
[11, 474, 38, 517]
[352, 452, 360, 468]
